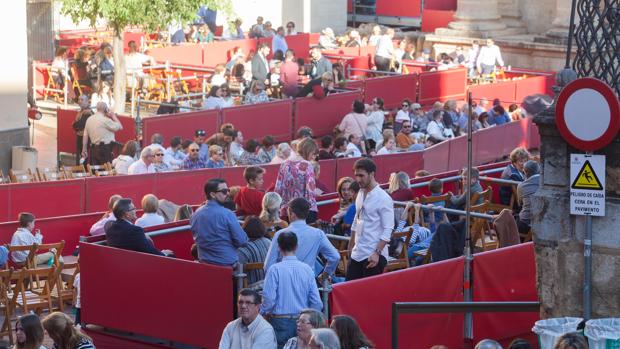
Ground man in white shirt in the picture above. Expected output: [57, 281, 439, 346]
[10, 212, 55, 266]
[375, 28, 396, 71]
[219, 288, 277, 349]
[476, 38, 504, 75]
[125, 40, 156, 89]
[128, 146, 156, 174]
[346, 134, 363, 157]
[466, 40, 480, 77]
[427, 110, 449, 142]
[346, 159, 394, 281]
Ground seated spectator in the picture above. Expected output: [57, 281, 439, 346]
[509, 338, 533, 349]
[388, 171, 413, 201]
[89, 194, 122, 236]
[345, 30, 362, 47]
[11, 213, 55, 266]
[508, 103, 523, 121]
[235, 166, 266, 216]
[449, 167, 483, 211]
[516, 160, 540, 236]
[337, 100, 368, 147]
[333, 136, 352, 158]
[500, 147, 529, 206]
[226, 47, 245, 71]
[193, 24, 214, 43]
[238, 139, 264, 166]
[395, 202, 433, 264]
[313, 162, 330, 195]
[366, 97, 385, 148]
[0, 246, 8, 270]
[318, 135, 335, 160]
[156, 98, 179, 115]
[477, 112, 491, 129]
[259, 192, 289, 233]
[552, 333, 588, 349]
[475, 339, 503, 349]
[223, 18, 245, 40]
[258, 136, 277, 163]
[368, 25, 382, 46]
[488, 104, 511, 126]
[396, 120, 417, 150]
[283, 309, 327, 349]
[194, 129, 208, 160]
[182, 142, 207, 170]
[14, 314, 45, 349]
[270, 142, 292, 164]
[220, 84, 235, 107]
[285, 21, 297, 36]
[113, 140, 138, 175]
[204, 145, 224, 169]
[244, 80, 270, 105]
[296, 72, 334, 98]
[42, 312, 96, 349]
[135, 194, 165, 228]
[191, 179, 248, 266]
[330, 177, 354, 224]
[261, 232, 322, 347]
[427, 110, 451, 142]
[229, 130, 245, 166]
[203, 85, 227, 110]
[342, 181, 361, 235]
[237, 217, 271, 286]
[90, 81, 115, 110]
[152, 147, 172, 172]
[309, 329, 340, 349]
[106, 198, 171, 256]
[330, 315, 374, 349]
[424, 178, 448, 232]
[174, 204, 193, 221]
[346, 134, 363, 157]
[263, 21, 276, 37]
[394, 99, 412, 134]
[318, 28, 338, 49]
[410, 103, 427, 135]
[377, 134, 396, 155]
[128, 146, 156, 174]
[165, 136, 186, 164]
[219, 289, 277, 348]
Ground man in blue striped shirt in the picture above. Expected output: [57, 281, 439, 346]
[261, 232, 322, 348]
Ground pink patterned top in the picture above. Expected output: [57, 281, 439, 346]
[275, 159, 317, 212]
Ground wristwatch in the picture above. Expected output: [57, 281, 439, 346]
[374, 248, 382, 255]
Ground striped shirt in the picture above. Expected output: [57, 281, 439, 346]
[238, 237, 271, 284]
[260, 256, 322, 315]
[52, 338, 96, 349]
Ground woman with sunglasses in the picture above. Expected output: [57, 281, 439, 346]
[14, 314, 46, 349]
[394, 99, 412, 134]
[219, 83, 235, 107]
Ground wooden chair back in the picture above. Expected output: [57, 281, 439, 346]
[412, 193, 453, 227]
[14, 267, 57, 314]
[385, 228, 413, 272]
[471, 186, 493, 205]
[52, 261, 79, 311]
[338, 250, 350, 276]
[34, 241, 65, 268]
[469, 201, 498, 252]
[62, 165, 89, 179]
[242, 262, 264, 288]
[7, 245, 37, 270]
[87, 163, 115, 176]
[44, 67, 61, 101]
[36, 167, 66, 181]
[9, 169, 37, 183]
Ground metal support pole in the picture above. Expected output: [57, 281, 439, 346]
[130, 71, 136, 118]
[135, 95, 143, 144]
[583, 151, 593, 320]
[463, 91, 474, 346]
[321, 279, 332, 318]
[64, 61, 69, 109]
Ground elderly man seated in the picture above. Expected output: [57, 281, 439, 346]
[128, 146, 156, 174]
[182, 142, 207, 170]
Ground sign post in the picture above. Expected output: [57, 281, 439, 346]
[556, 77, 619, 320]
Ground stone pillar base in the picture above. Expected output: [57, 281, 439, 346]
[0, 127, 29, 175]
[435, 25, 525, 38]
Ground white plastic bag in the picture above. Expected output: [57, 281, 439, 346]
[585, 318, 620, 349]
[532, 317, 583, 349]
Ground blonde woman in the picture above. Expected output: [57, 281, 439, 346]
[388, 171, 413, 201]
[259, 192, 288, 234]
[42, 312, 95, 349]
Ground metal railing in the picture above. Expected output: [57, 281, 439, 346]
[391, 301, 540, 349]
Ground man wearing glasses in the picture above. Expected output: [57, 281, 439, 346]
[219, 288, 277, 349]
[190, 178, 248, 266]
[128, 146, 156, 174]
[181, 142, 207, 170]
[105, 198, 173, 256]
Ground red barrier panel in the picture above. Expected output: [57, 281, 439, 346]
[8, 179, 85, 220]
[84, 175, 156, 213]
[116, 115, 137, 145]
[202, 39, 258, 67]
[81, 243, 232, 348]
[501, 119, 530, 156]
[376, 0, 421, 17]
[363, 74, 418, 110]
[142, 109, 219, 147]
[335, 157, 360, 185]
[149, 45, 204, 66]
[309, 33, 320, 46]
[149, 227, 195, 261]
[294, 90, 362, 138]
[514, 75, 551, 103]
[57, 108, 79, 154]
[421, 9, 455, 33]
[153, 168, 220, 205]
[331, 257, 465, 349]
[425, 0, 457, 10]
[318, 159, 338, 193]
[33, 61, 49, 98]
[529, 120, 541, 149]
[423, 140, 450, 174]
[124, 31, 145, 52]
[222, 100, 293, 142]
[84, 328, 173, 349]
[374, 151, 425, 184]
[473, 243, 538, 343]
[0, 185, 10, 223]
[418, 68, 467, 105]
[469, 80, 517, 105]
[285, 33, 311, 61]
[448, 135, 469, 171]
[473, 126, 502, 165]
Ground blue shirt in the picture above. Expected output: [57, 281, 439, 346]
[190, 201, 248, 266]
[205, 158, 225, 168]
[261, 256, 322, 315]
[488, 110, 511, 126]
[264, 220, 340, 276]
[272, 35, 288, 55]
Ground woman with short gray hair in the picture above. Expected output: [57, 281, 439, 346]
[309, 328, 341, 349]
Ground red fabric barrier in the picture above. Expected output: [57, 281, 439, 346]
[81, 243, 232, 348]
[153, 168, 220, 205]
[309, 33, 320, 46]
[149, 227, 195, 261]
[318, 159, 338, 193]
[115, 115, 137, 145]
[448, 135, 469, 171]
[501, 119, 530, 157]
[529, 120, 541, 149]
[8, 179, 85, 220]
[331, 257, 465, 349]
[221, 100, 293, 142]
[149, 45, 204, 66]
[425, 0, 457, 10]
[33, 61, 49, 98]
[317, 194, 340, 221]
[418, 68, 467, 105]
[142, 109, 219, 147]
[374, 151, 424, 184]
[203, 40, 258, 67]
[473, 243, 538, 343]
[421, 9, 455, 33]
[473, 126, 502, 165]
[469, 81, 517, 105]
[514, 76, 551, 102]
[0, 186, 9, 223]
[57, 108, 78, 154]
[363, 74, 418, 110]
[349, 55, 372, 78]
[294, 90, 362, 138]
[84, 328, 173, 349]
[376, 0, 421, 17]
[84, 175, 156, 212]
[423, 140, 450, 174]
[285, 33, 311, 61]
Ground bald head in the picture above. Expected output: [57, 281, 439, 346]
[96, 102, 109, 113]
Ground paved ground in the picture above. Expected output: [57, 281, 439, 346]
[31, 110, 59, 169]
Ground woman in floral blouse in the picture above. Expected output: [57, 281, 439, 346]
[275, 137, 319, 223]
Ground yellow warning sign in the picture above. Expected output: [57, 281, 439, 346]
[571, 160, 603, 190]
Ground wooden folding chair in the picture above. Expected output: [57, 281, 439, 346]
[385, 228, 413, 272]
[411, 193, 453, 227]
[412, 248, 432, 265]
[469, 201, 499, 252]
[29, 241, 64, 293]
[14, 267, 57, 314]
[7, 245, 37, 270]
[337, 250, 350, 276]
[471, 186, 493, 205]
[43, 67, 62, 102]
[242, 262, 264, 288]
[62, 165, 89, 179]
[8, 169, 37, 183]
[51, 260, 79, 312]
[0, 269, 14, 345]
[70, 64, 92, 97]
[87, 163, 115, 176]
[36, 167, 66, 181]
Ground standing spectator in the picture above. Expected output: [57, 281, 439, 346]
[283, 310, 327, 349]
[219, 289, 277, 349]
[346, 159, 394, 281]
[72, 94, 93, 165]
[128, 147, 156, 174]
[309, 47, 333, 79]
[375, 28, 396, 71]
[346, 134, 363, 157]
[211, 64, 228, 87]
[280, 49, 300, 97]
[337, 100, 368, 148]
[476, 38, 504, 75]
[264, 198, 340, 278]
[250, 17, 265, 38]
[112, 140, 138, 175]
[260, 192, 289, 232]
[394, 99, 412, 135]
[296, 72, 335, 98]
[388, 171, 413, 201]
[125, 40, 155, 90]
[206, 145, 226, 168]
[272, 27, 288, 56]
[252, 43, 271, 84]
[82, 102, 123, 165]
[500, 147, 529, 206]
[135, 194, 165, 228]
[182, 143, 207, 170]
[99, 45, 115, 85]
[365, 98, 385, 148]
[330, 315, 374, 349]
[318, 135, 335, 160]
[11, 213, 54, 266]
[244, 81, 270, 105]
[258, 136, 277, 163]
[516, 161, 540, 236]
[275, 138, 319, 223]
[238, 139, 264, 165]
[285, 21, 297, 36]
[466, 40, 480, 78]
[235, 166, 266, 216]
[318, 28, 338, 49]
[368, 25, 382, 46]
[51, 46, 68, 88]
[89, 194, 122, 236]
[191, 179, 248, 266]
[42, 312, 96, 349]
[261, 232, 322, 348]
[14, 314, 45, 349]
[237, 217, 272, 285]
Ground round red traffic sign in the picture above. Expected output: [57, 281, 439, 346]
[555, 77, 620, 151]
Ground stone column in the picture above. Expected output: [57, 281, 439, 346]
[546, 0, 572, 38]
[498, 0, 526, 29]
[435, 0, 523, 37]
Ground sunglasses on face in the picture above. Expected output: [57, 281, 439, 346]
[190, 149, 200, 152]
[155, 153, 164, 156]
[196, 131, 206, 136]
[402, 104, 409, 108]
[216, 188, 230, 195]
[403, 125, 412, 128]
